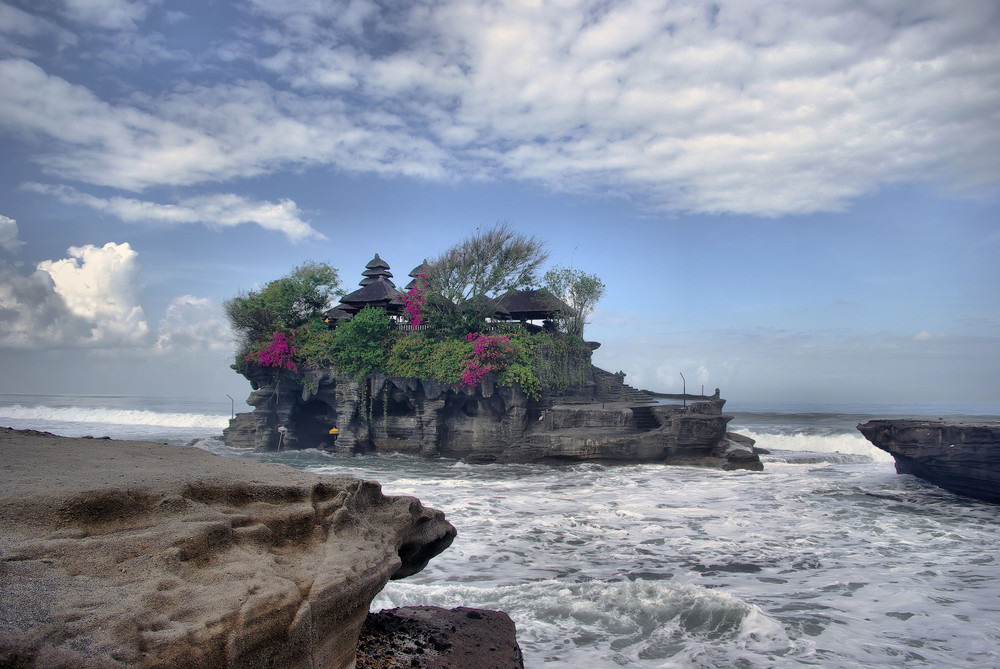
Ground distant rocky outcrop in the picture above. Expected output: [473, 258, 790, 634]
[0, 428, 458, 668]
[857, 420, 1000, 503]
[225, 363, 761, 471]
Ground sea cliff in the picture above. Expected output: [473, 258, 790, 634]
[225, 363, 761, 471]
[0, 427, 462, 668]
[857, 420, 1000, 503]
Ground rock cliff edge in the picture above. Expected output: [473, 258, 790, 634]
[857, 420, 1000, 503]
[0, 427, 457, 668]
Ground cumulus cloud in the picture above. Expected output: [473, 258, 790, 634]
[26, 183, 325, 243]
[1, 1, 998, 215]
[0, 214, 23, 252]
[155, 295, 232, 352]
[0, 241, 150, 349]
[0, 261, 92, 347]
[36, 242, 149, 346]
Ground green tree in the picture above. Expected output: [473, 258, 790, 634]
[426, 221, 548, 304]
[224, 261, 341, 356]
[543, 265, 606, 337]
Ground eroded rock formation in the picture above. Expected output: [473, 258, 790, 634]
[225, 363, 761, 470]
[858, 420, 1000, 503]
[0, 427, 457, 668]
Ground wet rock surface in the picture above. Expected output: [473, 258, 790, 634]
[858, 420, 1000, 503]
[356, 606, 523, 669]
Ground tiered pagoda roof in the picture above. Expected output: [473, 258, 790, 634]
[327, 253, 404, 319]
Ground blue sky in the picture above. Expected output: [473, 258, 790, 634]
[0, 0, 997, 407]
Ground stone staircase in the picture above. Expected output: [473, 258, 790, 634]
[630, 405, 660, 431]
[593, 367, 654, 404]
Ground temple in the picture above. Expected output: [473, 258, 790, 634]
[225, 254, 762, 470]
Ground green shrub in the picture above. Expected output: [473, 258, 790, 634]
[386, 333, 470, 384]
[331, 307, 392, 377]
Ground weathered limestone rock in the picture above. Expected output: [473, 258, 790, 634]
[858, 420, 1000, 503]
[0, 428, 456, 668]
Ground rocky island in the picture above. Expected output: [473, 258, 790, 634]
[0, 427, 525, 668]
[858, 420, 1000, 503]
[223, 249, 762, 471]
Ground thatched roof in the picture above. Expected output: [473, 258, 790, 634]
[340, 276, 401, 309]
[496, 289, 571, 321]
[463, 294, 511, 320]
[337, 253, 403, 316]
[366, 253, 390, 272]
[405, 260, 431, 290]
[359, 253, 394, 287]
[323, 306, 353, 321]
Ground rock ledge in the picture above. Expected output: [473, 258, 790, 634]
[857, 420, 1000, 503]
[0, 427, 456, 668]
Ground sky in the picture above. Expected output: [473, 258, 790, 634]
[0, 0, 998, 408]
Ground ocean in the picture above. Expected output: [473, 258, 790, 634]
[2, 393, 999, 668]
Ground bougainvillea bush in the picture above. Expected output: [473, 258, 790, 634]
[246, 330, 298, 373]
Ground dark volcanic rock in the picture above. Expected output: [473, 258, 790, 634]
[356, 606, 523, 669]
[226, 363, 761, 470]
[857, 420, 1000, 503]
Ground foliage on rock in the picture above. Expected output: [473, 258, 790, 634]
[245, 330, 298, 373]
[426, 221, 548, 305]
[385, 334, 469, 384]
[225, 261, 341, 357]
[331, 306, 392, 378]
[543, 265, 606, 337]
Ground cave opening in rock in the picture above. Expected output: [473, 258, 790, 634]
[382, 388, 413, 417]
[293, 399, 338, 449]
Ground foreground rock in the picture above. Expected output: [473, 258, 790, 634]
[0, 427, 456, 668]
[356, 606, 523, 668]
[857, 420, 1000, 503]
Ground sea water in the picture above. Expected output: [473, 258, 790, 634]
[3, 394, 999, 668]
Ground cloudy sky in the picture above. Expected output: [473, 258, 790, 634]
[1, 0, 997, 407]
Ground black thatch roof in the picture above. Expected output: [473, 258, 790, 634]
[340, 276, 401, 309]
[405, 260, 431, 290]
[496, 289, 571, 321]
[359, 253, 394, 286]
[366, 253, 390, 271]
[323, 306, 353, 321]
[463, 294, 511, 320]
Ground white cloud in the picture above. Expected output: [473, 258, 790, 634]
[0, 214, 23, 253]
[61, 0, 156, 31]
[1, 1, 998, 215]
[155, 295, 231, 352]
[27, 183, 325, 243]
[0, 58, 451, 189]
[0, 2, 78, 55]
[32, 242, 149, 347]
[0, 262, 91, 347]
[0, 242, 149, 349]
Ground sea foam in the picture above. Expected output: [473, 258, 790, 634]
[0, 404, 228, 429]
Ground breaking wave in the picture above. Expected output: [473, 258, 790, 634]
[0, 404, 228, 429]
